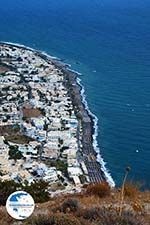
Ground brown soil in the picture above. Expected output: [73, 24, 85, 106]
[0, 125, 20, 136]
[23, 107, 42, 118]
[0, 65, 9, 73]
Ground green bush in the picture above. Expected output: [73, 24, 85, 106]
[0, 180, 49, 206]
[23, 180, 50, 203]
[8, 145, 23, 160]
[0, 180, 20, 205]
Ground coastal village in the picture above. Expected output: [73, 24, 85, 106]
[0, 43, 105, 195]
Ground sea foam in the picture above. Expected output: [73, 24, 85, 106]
[76, 77, 115, 187]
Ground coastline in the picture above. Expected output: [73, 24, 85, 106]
[0, 41, 115, 187]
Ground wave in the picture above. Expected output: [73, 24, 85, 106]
[76, 77, 115, 187]
[1, 41, 115, 187]
[0, 41, 59, 60]
[60, 61, 82, 76]
[68, 68, 82, 76]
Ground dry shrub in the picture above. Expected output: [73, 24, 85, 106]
[82, 184, 88, 189]
[124, 182, 139, 199]
[95, 207, 148, 225]
[132, 200, 143, 212]
[76, 206, 148, 225]
[78, 195, 100, 207]
[86, 182, 111, 198]
[0, 208, 14, 225]
[61, 198, 79, 213]
[26, 213, 86, 225]
[76, 207, 100, 221]
[0, 208, 5, 221]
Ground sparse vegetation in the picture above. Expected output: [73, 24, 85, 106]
[0, 208, 13, 225]
[61, 198, 79, 213]
[26, 213, 85, 225]
[76, 206, 149, 224]
[5, 134, 34, 144]
[119, 166, 131, 216]
[25, 206, 149, 225]
[86, 182, 111, 198]
[93, 207, 148, 225]
[0, 182, 149, 225]
[0, 124, 20, 136]
[124, 182, 140, 199]
[77, 207, 100, 221]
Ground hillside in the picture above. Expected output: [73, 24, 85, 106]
[0, 183, 149, 225]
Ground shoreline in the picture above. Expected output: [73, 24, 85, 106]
[0, 41, 115, 187]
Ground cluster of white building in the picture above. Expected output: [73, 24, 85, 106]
[0, 44, 89, 192]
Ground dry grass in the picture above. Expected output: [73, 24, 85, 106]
[78, 195, 101, 207]
[26, 206, 149, 225]
[0, 207, 14, 225]
[86, 182, 111, 198]
[139, 191, 150, 203]
[0, 198, 149, 225]
[94, 207, 148, 225]
[61, 198, 79, 213]
[0, 185, 149, 225]
[25, 213, 87, 225]
[124, 182, 140, 199]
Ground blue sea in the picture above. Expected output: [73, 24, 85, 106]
[0, 0, 150, 188]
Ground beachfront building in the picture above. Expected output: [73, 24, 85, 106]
[0, 43, 91, 193]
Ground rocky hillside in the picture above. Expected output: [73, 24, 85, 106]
[0, 182, 149, 225]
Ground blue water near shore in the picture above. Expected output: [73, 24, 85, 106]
[0, 0, 150, 187]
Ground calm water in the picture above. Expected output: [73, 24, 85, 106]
[0, 0, 150, 187]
